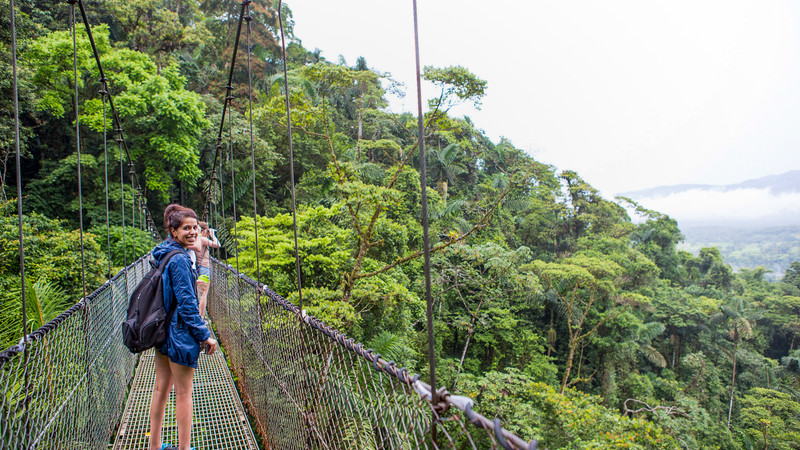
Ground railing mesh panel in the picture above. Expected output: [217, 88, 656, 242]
[209, 259, 534, 450]
[0, 255, 149, 449]
[209, 261, 434, 449]
[1, 254, 535, 449]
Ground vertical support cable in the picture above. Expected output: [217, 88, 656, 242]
[70, 0, 87, 301]
[219, 149, 226, 259]
[101, 85, 111, 277]
[277, 0, 303, 310]
[139, 192, 145, 233]
[276, 2, 313, 444]
[9, 0, 31, 441]
[119, 139, 127, 266]
[243, 4, 260, 284]
[228, 102, 240, 271]
[412, 0, 438, 441]
[70, 3, 92, 445]
[129, 163, 136, 257]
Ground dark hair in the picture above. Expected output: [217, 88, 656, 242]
[163, 204, 197, 236]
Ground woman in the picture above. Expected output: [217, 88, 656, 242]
[191, 221, 220, 318]
[148, 204, 218, 450]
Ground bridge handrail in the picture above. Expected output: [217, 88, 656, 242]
[212, 258, 539, 450]
[0, 254, 150, 363]
[0, 254, 150, 449]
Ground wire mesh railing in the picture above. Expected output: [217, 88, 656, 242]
[209, 259, 539, 450]
[0, 255, 150, 449]
[0, 252, 537, 449]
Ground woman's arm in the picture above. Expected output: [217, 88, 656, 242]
[205, 231, 220, 249]
[188, 238, 204, 253]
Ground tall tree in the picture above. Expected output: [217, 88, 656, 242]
[712, 297, 762, 428]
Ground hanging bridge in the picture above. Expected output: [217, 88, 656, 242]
[3, 0, 541, 448]
[0, 254, 537, 449]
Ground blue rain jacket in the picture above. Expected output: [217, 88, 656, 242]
[153, 239, 211, 368]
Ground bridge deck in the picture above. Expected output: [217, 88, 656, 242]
[112, 330, 259, 450]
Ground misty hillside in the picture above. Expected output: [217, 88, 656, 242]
[620, 170, 800, 280]
[620, 170, 800, 198]
[679, 225, 800, 281]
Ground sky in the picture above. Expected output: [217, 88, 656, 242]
[285, 1, 800, 214]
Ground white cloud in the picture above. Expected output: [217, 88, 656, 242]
[288, 0, 800, 196]
[635, 188, 800, 225]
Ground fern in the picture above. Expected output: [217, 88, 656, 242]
[0, 278, 71, 349]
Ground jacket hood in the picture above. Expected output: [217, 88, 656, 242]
[153, 239, 186, 265]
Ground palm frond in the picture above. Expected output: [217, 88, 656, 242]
[639, 321, 666, 342]
[0, 278, 70, 349]
[356, 163, 386, 183]
[641, 344, 667, 368]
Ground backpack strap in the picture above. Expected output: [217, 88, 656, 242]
[159, 248, 187, 323]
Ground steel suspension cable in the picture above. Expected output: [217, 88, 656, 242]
[70, 0, 87, 301]
[412, 0, 438, 441]
[75, 0, 160, 238]
[277, 0, 303, 309]
[219, 148, 225, 259]
[69, 5, 93, 446]
[239, 9, 276, 441]
[228, 105, 240, 271]
[101, 87, 111, 278]
[275, 2, 314, 444]
[244, 5, 261, 284]
[120, 145, 127, 266]
[9, 0, 30, 441]
[130, 164, 136, 258]
[203, 0, 248, 219]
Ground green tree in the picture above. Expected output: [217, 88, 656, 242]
[24, 26, 209, 201]
[105, 0, 212, 65]
[0, 278, 70, 349]
[713, 297, 763, 428]
[426, 142, 464, 203]
[433, 243, 547, 385]
[0, 201, 107, 300]
[738, 387, 800, 449]
[454, 369, 677, 449]
[422, 65, 487, 113]
[532, 254, 626, 393]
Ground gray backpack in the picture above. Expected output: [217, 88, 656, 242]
[122, 249, 183, 353]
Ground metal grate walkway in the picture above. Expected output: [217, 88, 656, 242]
[112, 329, 259, 450]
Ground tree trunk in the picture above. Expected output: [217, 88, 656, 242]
[671, 333, 680, 369]
[453, 327, 474, 389]
[437, 180, 448, 205]
[357, 109, 362, 164]
[546, 310, 555, 358]
[727, 347, 737, 429]
[561, 341, 578, 394]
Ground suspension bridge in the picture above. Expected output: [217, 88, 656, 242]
[2, 0, 540, 448]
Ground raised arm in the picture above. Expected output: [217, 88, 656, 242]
[206, 231, 220, 249]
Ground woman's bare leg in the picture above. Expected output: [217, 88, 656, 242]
[148, 351, 174, 450]
[170, 360, 196, 450]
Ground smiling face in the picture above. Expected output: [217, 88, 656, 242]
[170, 217, 199, 249]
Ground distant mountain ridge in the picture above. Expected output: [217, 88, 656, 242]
[619, 170, 800, 198]
[617, 170, 800, 279]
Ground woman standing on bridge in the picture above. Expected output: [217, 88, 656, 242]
[191, 221, 220, 318]
[149, 204, 218, 450]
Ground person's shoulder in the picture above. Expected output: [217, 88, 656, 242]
[165, 249, 191, 268]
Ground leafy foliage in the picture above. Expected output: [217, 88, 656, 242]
[5, 6, 800, 448]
